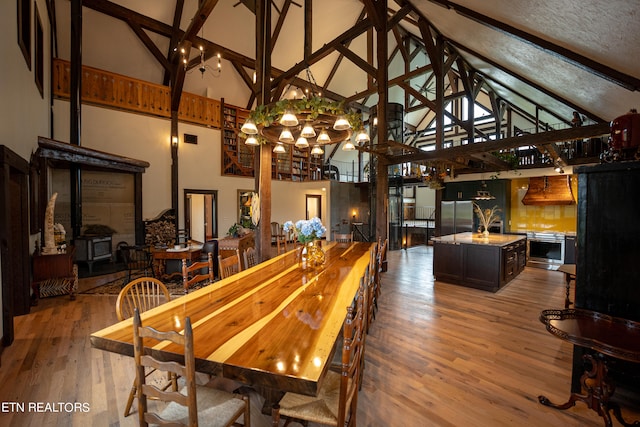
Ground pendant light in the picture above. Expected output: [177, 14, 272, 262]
[279, 128, 294, 143]
[316, 129, 331, 144]
[311, 145, 324, 156]
[300, 121, 316, 138]
[273, 142, 286, 154]
[342, 140, 355, 151]
[280, 110, 298, 127]
[245, 135, 259, 146]
[241, 119, 258, 135]
[295, 136, 309, 148]
[333, 115, 351, 131]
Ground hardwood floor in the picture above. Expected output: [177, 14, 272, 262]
[1, 245, 638, 426]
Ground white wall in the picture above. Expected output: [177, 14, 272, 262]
[1, 0, 52, 343]
[52, 100, 329, 241]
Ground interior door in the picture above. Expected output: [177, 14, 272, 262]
[184, 189, 217, 243]
[1, 146, 30, 346]
[306, 194, 321, 220]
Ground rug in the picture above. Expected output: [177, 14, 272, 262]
[81, 275, 211, 296]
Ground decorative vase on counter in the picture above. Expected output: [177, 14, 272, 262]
[300, 240, 326, 270]
[483, 229, 490, 238]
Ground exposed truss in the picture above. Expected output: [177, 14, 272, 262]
[77, 0, 620, 173]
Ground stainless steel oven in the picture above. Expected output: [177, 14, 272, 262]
[526, 232, 565, 270]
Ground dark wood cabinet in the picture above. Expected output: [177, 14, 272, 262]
[433, 234, 526, 292]
[573, 161, 640, 392]
[31, 246, 77, 304]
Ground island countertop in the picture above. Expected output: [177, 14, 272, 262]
[432, 232, 526, 247]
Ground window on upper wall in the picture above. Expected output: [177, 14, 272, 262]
[18, 0, 31, 69]
[34, 3, 44, 97]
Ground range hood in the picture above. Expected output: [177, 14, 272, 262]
[521, 175, 575, 205]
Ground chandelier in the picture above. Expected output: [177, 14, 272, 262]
[239, 68, 369, 153]
[240, 96, 370, 153]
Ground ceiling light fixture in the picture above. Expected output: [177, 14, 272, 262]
[295, 136, 309, 148]
[471, 181, 496, 200]
[273, 142, 286, 154]
[342, 140, 356, 151]
[238, 67, 368, 151]
[311, 145, 324, 156]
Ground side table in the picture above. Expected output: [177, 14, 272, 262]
[556, 264, 576, 308]
[538, 308, 640, 427]
[32, 246, 78, 305]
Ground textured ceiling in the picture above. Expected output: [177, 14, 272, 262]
[60, 0, 640, 134]
[408, 0, 640, 122]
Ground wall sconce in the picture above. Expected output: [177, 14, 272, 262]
[352, 209, 357, 222]
[171, 136, 178, 148]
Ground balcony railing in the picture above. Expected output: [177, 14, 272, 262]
[53, 58, 221, 129]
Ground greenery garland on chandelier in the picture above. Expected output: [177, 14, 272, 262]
[239, 95, 365, 145]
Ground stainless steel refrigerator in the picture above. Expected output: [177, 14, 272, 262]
[440, 200, 474, 235]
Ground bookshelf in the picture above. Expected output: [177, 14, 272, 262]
[221, 100, 254, 177]
[221, 100, 324, 182]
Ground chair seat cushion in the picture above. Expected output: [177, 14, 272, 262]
[277, 370, 353, 426]
[159, 385, 246, 427]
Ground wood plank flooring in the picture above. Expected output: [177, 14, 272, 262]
[1, 245, 638, 426]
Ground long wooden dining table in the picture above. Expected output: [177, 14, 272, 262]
[90, 241, 373, 397]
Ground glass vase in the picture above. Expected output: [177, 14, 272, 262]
[300, 240, 325, 270]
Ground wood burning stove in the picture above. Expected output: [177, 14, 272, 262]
[75, 235, 113, 274]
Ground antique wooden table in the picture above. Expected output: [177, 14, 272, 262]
[151, 246, 202, 279]
[91, 241, 372, 397]
[538, 308, 640, 427]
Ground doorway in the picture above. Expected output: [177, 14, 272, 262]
[0, 146, 30, 346]
[184, 189, 218, 243]
[306, 194, 321, 220]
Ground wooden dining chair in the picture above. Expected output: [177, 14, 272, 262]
[272, 277, 366, 427]
[366, 242, 379, 333]
[334, 232, 353, 243]
[373, 238, 388, 316]
[116, 277, 176, 417]
[271, 221, 287, 254]
[181, 252, 214, 293]
[132, 309, 250, 427]
[218, 249, 242, 279]
[243, 246, 259, 269]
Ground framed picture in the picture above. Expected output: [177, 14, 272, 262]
[17, 0, 31, 69]
[34, 3, 44, 97]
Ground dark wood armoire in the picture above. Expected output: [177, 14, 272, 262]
[574, 161, 640, 392]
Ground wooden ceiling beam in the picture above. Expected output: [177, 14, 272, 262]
[344, 63, 433, 104]
[271, 0, 293, 53]
[126, 21, 171, 73]
[391, 122, 610, 165]
[334, 44, 377, 77]
[163, 0, 184, 85]
[271, 17, 373, 88]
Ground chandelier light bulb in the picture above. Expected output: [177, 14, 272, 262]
[317, 129, 331, 144]
[356, 128, 370, 143]
[241, 119, 258, 135]
[295, 136, 309, 148]
[280, 110, 299, 127]
[311, 145, 324, 156]
[333, 115, 351, 131]
[273, 143, 286, 154]
[245, 136, 259, 146]
[342, 140, 356, 151]
[300, 122, 316, 138]
[279, 128, 294, 143]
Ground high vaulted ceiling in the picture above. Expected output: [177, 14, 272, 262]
[55, 0, 640, 172]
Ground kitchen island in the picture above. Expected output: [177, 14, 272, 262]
[432, 232, 526, 292]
